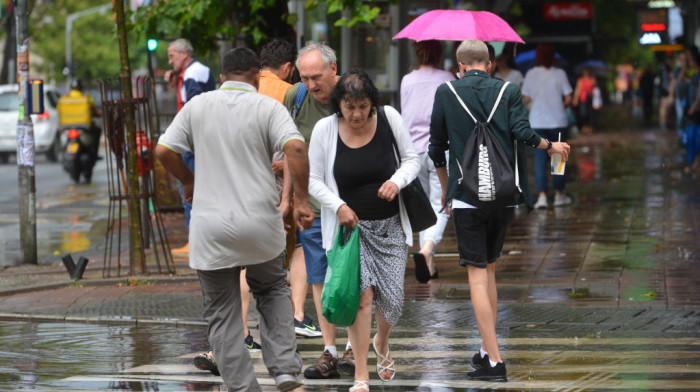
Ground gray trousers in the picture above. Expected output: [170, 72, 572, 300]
[197, 252, 301, 391]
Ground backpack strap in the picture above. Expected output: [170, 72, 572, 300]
[446, 81, 510, 124]
[290, 82, 307, 119]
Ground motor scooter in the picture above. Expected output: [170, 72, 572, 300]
[61, 126, 96, 184]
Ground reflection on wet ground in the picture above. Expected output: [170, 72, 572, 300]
[0, 320, 697, 391]
[0, 159, 112, 266]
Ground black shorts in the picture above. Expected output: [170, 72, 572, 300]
[453, 207, 515, 268]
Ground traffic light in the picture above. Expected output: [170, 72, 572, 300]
[147, 39, 158, 51]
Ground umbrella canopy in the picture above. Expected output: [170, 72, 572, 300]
[514, 49, 568, 73]
[394, 9, 524, 43]
[575, 60, 608, 76]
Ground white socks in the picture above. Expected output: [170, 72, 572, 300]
[325, 345, 338, 358]
[346, 341, 352, 350]
[481, 347, 501, 367]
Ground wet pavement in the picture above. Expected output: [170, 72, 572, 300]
[0, 125, 698, 391]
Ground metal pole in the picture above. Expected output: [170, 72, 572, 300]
[14, 0, 36, 264]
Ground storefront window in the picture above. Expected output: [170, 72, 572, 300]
[351, 3, 392, 90]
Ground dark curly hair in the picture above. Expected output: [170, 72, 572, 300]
[330, 68, 379, 118]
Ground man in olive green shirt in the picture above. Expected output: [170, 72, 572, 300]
[282, 41, 356, 379]
[430, 39, 570, 382]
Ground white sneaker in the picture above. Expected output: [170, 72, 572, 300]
[554, 193, 572, 206]
[534, 194, 548, 209]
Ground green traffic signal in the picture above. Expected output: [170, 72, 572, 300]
[147, 39, 158, 51]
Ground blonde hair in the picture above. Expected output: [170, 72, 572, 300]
[456, 39, 489, 67]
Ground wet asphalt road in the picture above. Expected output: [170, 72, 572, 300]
[0, 124, 698, 390]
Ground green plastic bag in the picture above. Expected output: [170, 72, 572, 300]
[321, 225, 361, 326]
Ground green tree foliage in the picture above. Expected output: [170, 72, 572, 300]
[593, 0, 654, 68]
[29, 0, 149, 83]
[131, 0, 392, 57]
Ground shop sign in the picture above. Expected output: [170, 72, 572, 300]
[543, 2, 593, 21]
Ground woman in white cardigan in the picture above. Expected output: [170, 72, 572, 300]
[308, 69, 419, 392]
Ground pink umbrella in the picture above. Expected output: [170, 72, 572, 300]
[394, 9, 524, 43]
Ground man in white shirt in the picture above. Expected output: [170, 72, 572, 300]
[156, 47, 314, 391]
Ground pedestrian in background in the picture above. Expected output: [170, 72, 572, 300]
[429, 39, 570, 382]
[308, 69, 420, 392]
[156, 47, 314, 391]
[400, 40, 454, 283]
[282, 41, 355, 379]
[485, 42, 496, 77]
[164, 38, 216, 256]
[572, 67, 597, 135]
[521, 43, 573, 209]
[494, 43, 523, 88]
[639, 66, 656, 127]
[684, 47, 700, 173]
[658, 55, 674, 131]
[671, 49, 691, 145]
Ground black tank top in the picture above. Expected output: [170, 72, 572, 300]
[334, 112, 399, 220]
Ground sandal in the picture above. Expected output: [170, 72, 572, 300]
[372, 335, 395, 381]
[193, 351, 220, 376]
[349, 380, 369, 392]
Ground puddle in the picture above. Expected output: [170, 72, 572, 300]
[0, 215, 108, 267]
[0, 321, 210, 391]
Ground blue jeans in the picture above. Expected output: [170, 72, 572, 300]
[180, 152, 195, 230]
[533, 128, 567, 193]
[686, 123, 700, 166]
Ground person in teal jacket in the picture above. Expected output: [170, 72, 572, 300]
[429, 39, 570, 382]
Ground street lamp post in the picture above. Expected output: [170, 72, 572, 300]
[65, 3, 111, 84]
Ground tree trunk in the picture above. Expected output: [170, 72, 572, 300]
[1, 6, 15, 84]
[113, 0, 145, 274]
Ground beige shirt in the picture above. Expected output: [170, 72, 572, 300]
[158, 81, 304, 270]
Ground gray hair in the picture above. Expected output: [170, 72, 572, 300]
[296, 41, 336, 69]
[169, 38, 194, 58]
[456, 39, 489, 66]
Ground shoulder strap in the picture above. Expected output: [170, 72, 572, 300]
[446, 81, 510, 124]
[379, 106, 401, 168]
[290, 82, 307, 119]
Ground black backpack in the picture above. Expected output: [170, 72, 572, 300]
[446, 81, 521, 210]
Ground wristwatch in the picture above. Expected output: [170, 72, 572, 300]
[544, 138, 552, 151]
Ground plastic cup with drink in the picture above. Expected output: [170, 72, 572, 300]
[551, 132, 565, 175]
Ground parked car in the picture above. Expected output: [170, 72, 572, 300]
[0, 84, 62, 163]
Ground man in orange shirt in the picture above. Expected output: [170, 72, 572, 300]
[260, 39, 322, 339]
[259, 39, 296, 103]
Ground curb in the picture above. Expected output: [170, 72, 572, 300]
[0, 311, 207, 327]
[0, 275, 199, 297]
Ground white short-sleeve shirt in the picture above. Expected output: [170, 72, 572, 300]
[521, 67, 572, 129]
[158, 81, 304, 270]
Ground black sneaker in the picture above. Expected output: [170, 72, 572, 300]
[294, 314, 322, 337]
[245, 333, 262, 352]
[471, 352, 489, 369]
[467, 361, 507, 382]
[303, 350, 339, 379]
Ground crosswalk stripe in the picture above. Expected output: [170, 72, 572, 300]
[63, 334, 700, 390]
